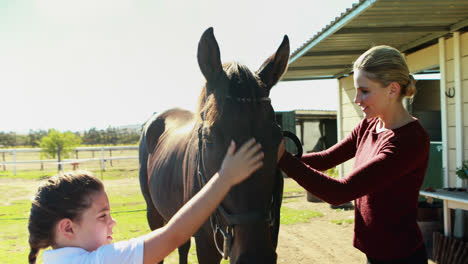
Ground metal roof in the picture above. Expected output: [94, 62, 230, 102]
[282, 0, 468, 81]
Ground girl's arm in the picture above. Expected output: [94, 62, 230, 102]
[142, 139, 263, 264]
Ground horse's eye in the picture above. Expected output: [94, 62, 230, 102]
[202, 127, 215, 146]
[203, 134, 215, 144]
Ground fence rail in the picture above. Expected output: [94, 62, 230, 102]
[0, 156, 138, 165]
[0, 146, 139, 175]
[0, 145, 139, 153]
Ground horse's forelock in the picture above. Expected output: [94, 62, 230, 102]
[196, 62, 263, 127]
[225, 62, 263, 97]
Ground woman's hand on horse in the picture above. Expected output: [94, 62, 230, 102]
[277, 140, 285, 163]
[219, 138, 264, 186]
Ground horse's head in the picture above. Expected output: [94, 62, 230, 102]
[196, 27, 289, 264]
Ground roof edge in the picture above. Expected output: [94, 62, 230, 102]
[289, 0, 377, 64]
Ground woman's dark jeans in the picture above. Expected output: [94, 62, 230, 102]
[366, 244, 428, 264]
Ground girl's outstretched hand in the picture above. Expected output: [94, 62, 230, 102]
[219, 138, 263, 186]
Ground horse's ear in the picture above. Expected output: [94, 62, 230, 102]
[257, 35, 290, 91]
[197, 27, 223, 92]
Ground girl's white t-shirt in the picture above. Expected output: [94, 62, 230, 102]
[42, 237, 144, 264]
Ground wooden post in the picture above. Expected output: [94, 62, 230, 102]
[433, 232, 439, 261]
[101, 147, 105, 172]
[109, 149, 113, 166]
[13, 150, 17, 176]
[2, 152, 5, 171]
[57, 147, 62, 171]
[444, 200, 451, 236]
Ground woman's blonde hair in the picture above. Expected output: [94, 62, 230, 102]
[354, 45, 416, 99]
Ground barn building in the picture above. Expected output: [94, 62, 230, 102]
[280, 0, 468, 243]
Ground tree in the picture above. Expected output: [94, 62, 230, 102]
[27, 130, 47, 147]
[0, 132, 16, 147]
[39, 129, 82, 171]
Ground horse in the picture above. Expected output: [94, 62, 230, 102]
[139, 27, 290, 264]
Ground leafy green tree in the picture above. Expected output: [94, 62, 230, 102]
[105, 127, 118, 145]
[27, 130, 47, 147]
[0, 132, 16, 147]
[82, 127, 102, 145]
[39, 129, 82, 171]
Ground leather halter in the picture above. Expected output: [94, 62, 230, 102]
[225, 95, 271, 103]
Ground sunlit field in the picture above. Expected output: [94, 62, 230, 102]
[0, 168, 322, 264]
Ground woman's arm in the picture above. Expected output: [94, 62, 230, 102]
[278, 134, 428, 206]
[278, 119, 364, 171]
[278, 134, 357, 172]
[142, 139, 263, 264]
[300, 136, 357, 171]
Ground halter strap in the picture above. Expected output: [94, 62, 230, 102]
[225, 95, 271, 103]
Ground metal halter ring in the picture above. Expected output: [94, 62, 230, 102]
[213, 225, 233, 260]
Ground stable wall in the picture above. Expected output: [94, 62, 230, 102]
[440, 32, 468, 187]
[296, 120, 321, 153]
[337, 75, 360, 177]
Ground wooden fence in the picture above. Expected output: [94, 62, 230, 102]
[0, 146, 139, 175]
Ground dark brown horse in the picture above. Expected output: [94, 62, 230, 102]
[139, 27, 289, 264]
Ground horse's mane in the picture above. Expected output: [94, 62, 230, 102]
[196, 62, 263, 127]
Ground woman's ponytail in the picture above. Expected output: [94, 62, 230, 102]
[405, 74, 416, 98]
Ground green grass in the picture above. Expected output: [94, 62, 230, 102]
[331, 219, 354, 225]
[0, 169, 57, 180]
[283, 179, 304, 195]
[0, 201, 31, 220]
[282, 198, 299, 203]
[0, 219, 31, 263]
[0, 172, 322, 263]
[0, 168, 138, 181]
[280, 206, 323, 225]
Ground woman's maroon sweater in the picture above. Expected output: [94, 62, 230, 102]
[278, 117, 430, 260]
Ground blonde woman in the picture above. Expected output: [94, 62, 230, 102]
[278, 46, 429, 264]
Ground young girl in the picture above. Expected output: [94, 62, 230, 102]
[28, 138, 263, 264]
[278, 45, 430, 263]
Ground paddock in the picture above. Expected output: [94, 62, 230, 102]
[0, 170, 361, 263]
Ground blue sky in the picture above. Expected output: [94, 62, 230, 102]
[1, 0, 357, 133]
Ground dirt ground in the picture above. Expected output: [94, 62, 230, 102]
[276, 192, 365, 264]
[276, 185, 436, 264]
